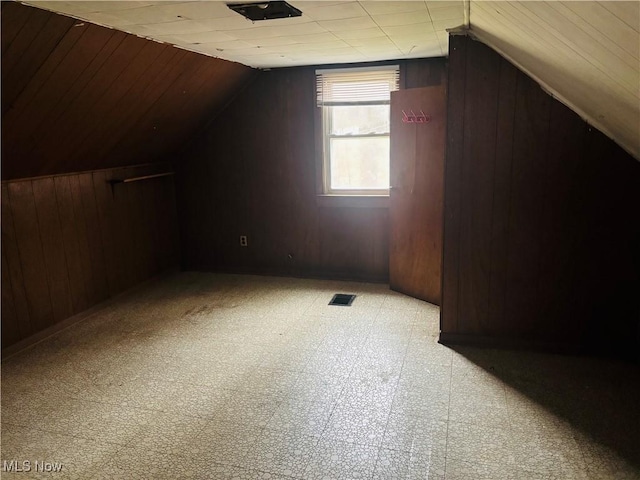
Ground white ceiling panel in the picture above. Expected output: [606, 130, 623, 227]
[318, 15, 378, 32]
[302, 2, 368, 21]
[230, 22, 328, 39]
[382, 22, 436, 37]
[361, 1, 427, 16]
[334, 27, 388, 40]
[142, 19, 224, 35]
[191, 15, 260, 31]
[343, 36, 397, 48]
[25, 1, 453, 69]
[22, 0, 638, 159]
[427, 6, 463, 22]
[372, 11, 433, 27]
[155, 30, 238, 45]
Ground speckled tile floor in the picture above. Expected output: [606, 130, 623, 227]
[1, 272, 639, 479]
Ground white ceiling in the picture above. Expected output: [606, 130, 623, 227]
[470, 1, 639, 160]
[25, 1, 463, 68]
[22, 1, 640, 159]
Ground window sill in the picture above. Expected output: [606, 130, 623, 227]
[316, 194, 389, 208]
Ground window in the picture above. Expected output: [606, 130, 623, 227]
[316, 65, 399, 196]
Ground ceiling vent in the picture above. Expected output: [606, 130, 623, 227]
[227, 1, 302, 21]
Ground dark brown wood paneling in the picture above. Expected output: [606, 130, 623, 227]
[504, 73, 551, 335]
[535, 101, 586, 336]
[32, 177, 73, 322]
[78, 173, 110, 303]
[1, 2, 255, 180]
[457, 40, 500, 331]
[86, 47, 184, 167]
[487, 58, 518, 333]
[66, 42, 168, 165]
[441, 36, 640, 354]
[1, 185, 32, 341]
[2, 13, 75, 113]
[3, 25, 122, 161]
[177, 59, 446, 282]
[7, 181, 54, 332]
[442, 35, 467, 333]
[1, 7, 54, 113]
[54, 175, 90, 313]
[2, 2, 35, 54]
[1, 249, 20, 347]
[404, 57, 447, 88]
[1, 164, 181, 349]
[68, 174, 99, 306]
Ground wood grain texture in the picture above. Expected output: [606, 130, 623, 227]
[458, 40, 500, 331]
[487, 58, 518, 333]
[441, 35, 467, 333]
[54, 175, 89, 313]
[389, 86, 446, 304]
[177, 59, 446, 282]
[7, 181, 54, 332]
[441, 36, 640, 352]
[0, 164, 180, 348]
[1, 185, 33, 340]
[32, 177, 73, 322]
[1, 2, 255, 180]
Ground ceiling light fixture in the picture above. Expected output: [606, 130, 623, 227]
[227, 1, 302, 21]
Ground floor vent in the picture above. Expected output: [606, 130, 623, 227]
[329, 293, 356, 306]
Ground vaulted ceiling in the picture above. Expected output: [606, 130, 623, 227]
[2, 2, 255, 180]
[11, 1, 640, 160]
[24, 1, 463, 67]
[470, 2, 639, 161]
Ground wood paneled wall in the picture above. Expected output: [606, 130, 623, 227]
[1, 2, 255, 180]
[177, 59, 446, 282]
[441, 36, 640, 354]
[1, 164, 180, 348]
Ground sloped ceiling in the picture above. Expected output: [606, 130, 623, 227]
[23, 1, 463, 67]
[469, 1, 639, 160]
[9, 1, 640, 161]
[1, 2, 255, 180]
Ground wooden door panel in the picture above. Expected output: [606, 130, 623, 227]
[390, 86, 446, 304]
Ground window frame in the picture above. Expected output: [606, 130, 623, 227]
[321, 102, 391, 196]
[315, 64, 399, 204]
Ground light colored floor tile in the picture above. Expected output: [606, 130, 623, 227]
[284, 372, 347, 405]
[322, 403, 390, 446]
[390, 387, 450, 420]
[446, 421, 518, 466]
[303, 439, 380, 480]
[2, 272, 638, 480]
[87, 445, 189, 480]
[266, 399, 335, 436]
[407, 449, 446, 480]
[187, 420, 264, 466]
[510, 423, 590, 479]
[373, 448, 410, 479]
[245, 428, 319, 477]
[131, 411, 209, 455]
[444, 458, 560, 480]
[337, 377, 398, 411]
[214, 390, 284, 427]
[381, 413, 447, 455]
[448, 393, 509, 428]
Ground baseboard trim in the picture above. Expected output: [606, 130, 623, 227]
[2, 268, 179, 361]
[438, 332, 583, 355]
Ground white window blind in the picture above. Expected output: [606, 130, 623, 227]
[316, 65, 400, 107]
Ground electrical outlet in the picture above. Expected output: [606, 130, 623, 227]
[240, 235, 248, 247]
